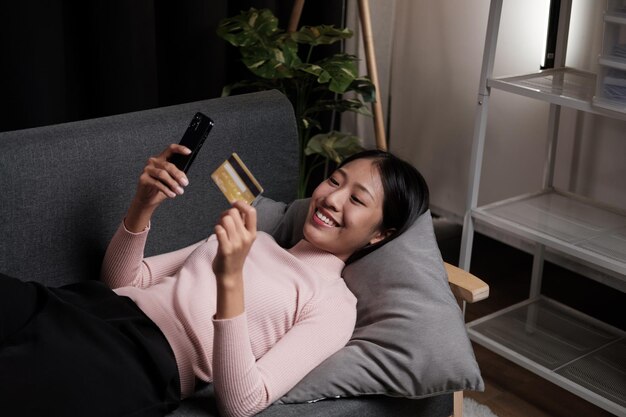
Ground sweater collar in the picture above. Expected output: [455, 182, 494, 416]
[287, 239, 345, 278]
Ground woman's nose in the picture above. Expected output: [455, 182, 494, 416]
[324, 189, 345, 211]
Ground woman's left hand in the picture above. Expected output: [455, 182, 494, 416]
[212, 201, 257, 284]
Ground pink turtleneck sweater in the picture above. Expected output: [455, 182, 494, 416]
[100, 222, 356, 417]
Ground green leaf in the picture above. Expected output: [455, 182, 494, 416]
[316, 54, 358, 93]
[290, 25, 353, 46]
[345, 77, 376, 102]
[298, 63, 323, 77]
[305, 131, 364, 163]
[217, 8, 281, 48]
[249, 9, 280, 37]
[240, 37, 301, 79]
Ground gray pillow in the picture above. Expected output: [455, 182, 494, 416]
[253, 196, 484, 402]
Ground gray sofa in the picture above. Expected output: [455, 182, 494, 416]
[0, 90, 452, 416]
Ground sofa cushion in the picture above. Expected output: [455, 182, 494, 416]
[254, 197, 484, 402]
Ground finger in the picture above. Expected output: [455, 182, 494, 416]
[148, 165, 185, 195]
[150, 156, 189, 188]
[141, 173, 177, 198]
[174, 167, 189, 187]
[145, 166, 185, 195]
[160, 160, 189, 187]
[218, 207, 247, 238]
[214, 224, 227, 244]
[219, 214, 239, 241]
[218, 208, 235, 222]
[233, 201, 257, 234]
[228, 209, 247, 239]
[160, 143, 192, 159]
[214, 224, 233, 255]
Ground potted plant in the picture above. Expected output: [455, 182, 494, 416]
[217, 8, 376, 197]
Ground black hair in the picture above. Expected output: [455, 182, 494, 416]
[339, 149, 429, 264]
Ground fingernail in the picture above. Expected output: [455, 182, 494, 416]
[176, 186, 184, 195]
[181, 177, 189, 186]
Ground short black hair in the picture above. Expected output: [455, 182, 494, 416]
[338, 149, 429, 263]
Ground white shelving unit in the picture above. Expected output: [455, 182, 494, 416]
[459, 1, 626, 415]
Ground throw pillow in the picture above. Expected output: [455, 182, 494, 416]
[253, 196, 484, 401]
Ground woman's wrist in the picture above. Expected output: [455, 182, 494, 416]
[215, 273, 245, 319]
[125, 197, 158, 233]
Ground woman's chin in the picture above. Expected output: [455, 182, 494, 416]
[303, 222, 333, 247]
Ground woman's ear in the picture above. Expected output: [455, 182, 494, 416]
[369, 228, 396, 246]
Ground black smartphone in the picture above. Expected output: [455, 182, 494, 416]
[168, 112, 214, 173]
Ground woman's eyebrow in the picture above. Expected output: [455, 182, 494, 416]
[337, 168, 376, 201]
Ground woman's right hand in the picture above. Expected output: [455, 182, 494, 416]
[135, 144, 191, 208]
[125, 144, 191, 232]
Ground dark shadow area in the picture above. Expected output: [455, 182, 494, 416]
[0, 0, 345, 133]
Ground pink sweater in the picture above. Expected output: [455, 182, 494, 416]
[100, 222, 356, 417]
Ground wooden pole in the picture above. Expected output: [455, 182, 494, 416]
[288, 0, 306, 32]
[358, 0, 387, 151]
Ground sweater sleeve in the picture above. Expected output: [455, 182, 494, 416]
[100, 221, 205, 289]
[211, 291, 356, 417]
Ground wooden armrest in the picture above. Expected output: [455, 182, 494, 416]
[444, 262, 489, 303]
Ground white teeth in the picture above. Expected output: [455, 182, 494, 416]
[315, 210, 337, 227]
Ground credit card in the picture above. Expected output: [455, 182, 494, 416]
[211, 153, 263, 204]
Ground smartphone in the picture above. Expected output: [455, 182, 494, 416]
[168, 112, 214, 173]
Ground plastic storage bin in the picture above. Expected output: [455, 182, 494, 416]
[594, 1, 626, 112]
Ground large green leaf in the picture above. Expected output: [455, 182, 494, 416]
[290, 25, 353, 46]
[316, 54, 358, 93]
[240, 37, 301, 79]
[305, 131, 364, 163]
[296, 55, 359, 92]
[217, 8, 280, 48]
[218, 9, 304, 79]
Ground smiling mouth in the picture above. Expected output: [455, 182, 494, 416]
[314, 209, 339, 227]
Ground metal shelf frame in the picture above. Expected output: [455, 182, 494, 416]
[467, 296, 626, 416]
[459, 0, 626, 414]
[473, 188, 626, 279]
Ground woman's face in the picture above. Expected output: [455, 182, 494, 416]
[303, 158, 389, 262]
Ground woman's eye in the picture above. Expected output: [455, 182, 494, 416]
[328, 177, 339, 186]
[351, 195, 364, 205]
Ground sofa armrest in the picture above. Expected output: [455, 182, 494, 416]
[445, 263, 489, 303]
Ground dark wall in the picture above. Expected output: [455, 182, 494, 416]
[0, 0, 345, 133]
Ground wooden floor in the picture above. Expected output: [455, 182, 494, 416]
[433, 219, 624, 417]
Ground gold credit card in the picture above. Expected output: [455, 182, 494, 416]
[211, 153, 263, 204]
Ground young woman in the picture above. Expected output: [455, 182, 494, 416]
[0, 146, 428, 417]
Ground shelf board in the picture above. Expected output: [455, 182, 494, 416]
[467, 297, 626, 416]
[472, 189, 626, 278]
[487, 67, 626, 121]
[599, 55, 626, 71]
[605, 11, 626, 25]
